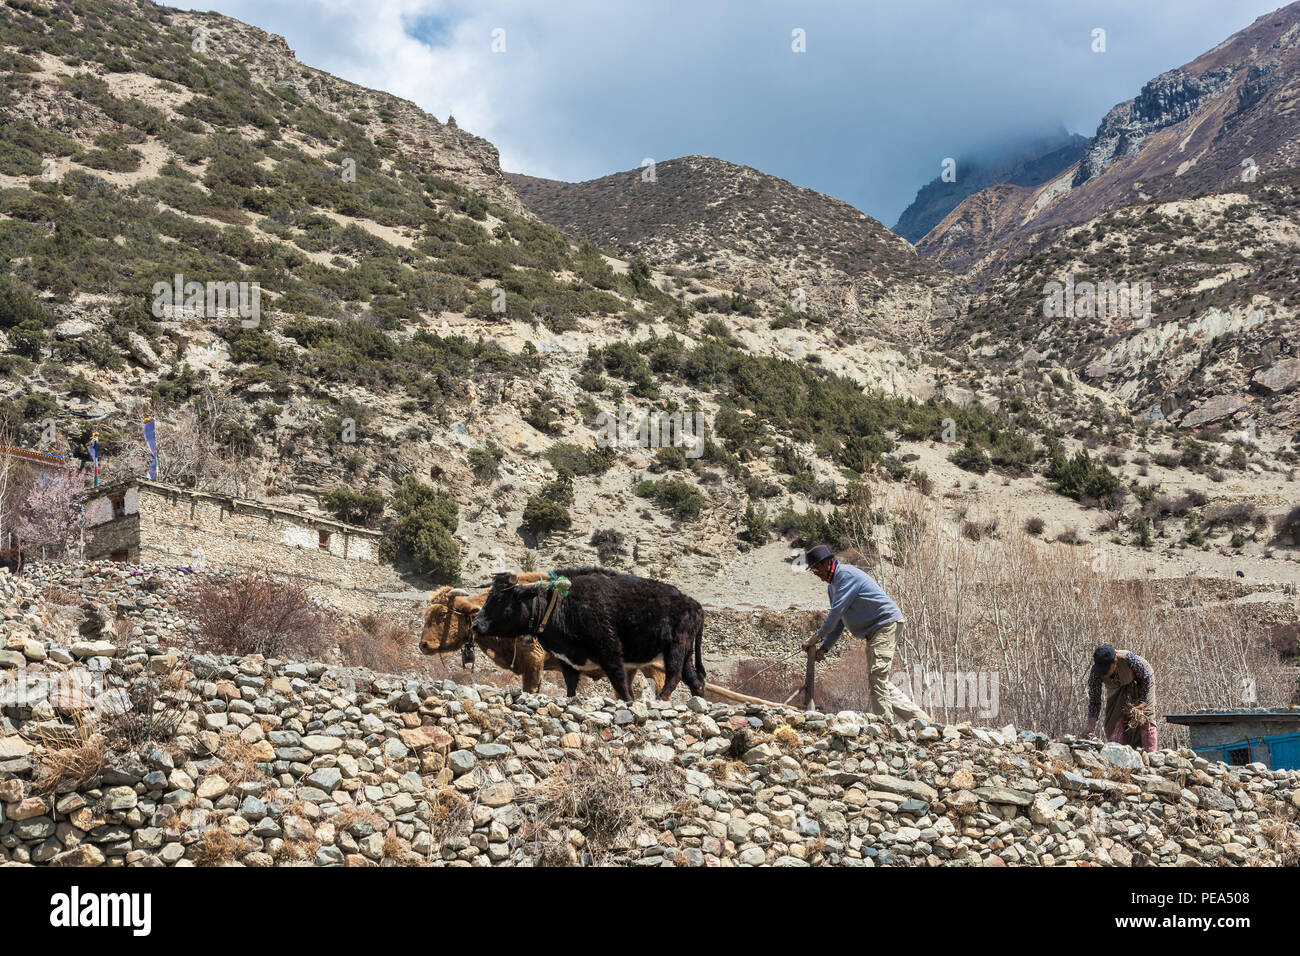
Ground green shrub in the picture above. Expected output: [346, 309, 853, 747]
[634, 478, 704, 521]
[469, 444, 505, 482]
[388, 477, 460, 581]
[1046, 446, 1120, 503]
[739, 502, 770, 544]
[544, 442, 615, 478]
[654, 445, 687, 471]
[153, 362, 198, 405]
[522, 476, 574, 537]
[1134, 516, 1153, 548]
[522, 497, 571, 537]
[0, 275, 49, 329]
[949, 443, 991, 475]
[322, 486, 386, 527]
[773, 503, 849, 548]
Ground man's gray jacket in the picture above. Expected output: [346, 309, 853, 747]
[815, 562, 903, 651]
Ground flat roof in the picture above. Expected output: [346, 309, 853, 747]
[86, 477, 382, 537]
[1164, 710, 1300, 725]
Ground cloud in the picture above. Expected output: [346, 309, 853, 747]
[170, 0, 1284, 225]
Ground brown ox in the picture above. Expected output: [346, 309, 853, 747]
[418, 579, 664, 696]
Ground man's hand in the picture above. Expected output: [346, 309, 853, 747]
[801, 638, 826, 662]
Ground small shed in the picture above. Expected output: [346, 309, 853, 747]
[1163, 709, 1300, 770]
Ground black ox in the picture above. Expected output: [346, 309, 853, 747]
[471, 566, 705, 701]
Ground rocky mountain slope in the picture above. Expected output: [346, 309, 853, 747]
[508, 157, 965, 345]
[892, 130, 1086, 244]
[919, 3, 1300, 549]
[0, 0, 1297, 623]
[0, 0, 997, 597]
[920, 1, 1300, 283]
[2, 571, 1298, 867]
[942, 177, 1300, 441]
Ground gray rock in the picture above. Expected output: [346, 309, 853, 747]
[1099, 743, 1144, 771]
[55, 318, 95, 339]
[126, 331, 159, 369]
[868, 774, 939, 803]
[1180, 394, 1248, 429]
[448, 750, 477, 775]
[1252, 357, 1300, 395]
[972, 786, 1033, 807]
[305, 768, 343, 792]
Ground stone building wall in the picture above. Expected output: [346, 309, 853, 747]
[1187, 719, 1300, 767]
[1187, 720, 1297, 750]
[84, 480, 403, 614]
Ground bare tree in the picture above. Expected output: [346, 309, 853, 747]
[99, 386, 264, 498]
[860, 489, 1292, 743]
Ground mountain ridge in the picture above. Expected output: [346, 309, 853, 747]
[918, 1, 1300, 283]
[508, 155, 965, 345]
[891, 130, 1086, 244]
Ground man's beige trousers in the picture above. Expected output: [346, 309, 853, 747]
[866, 621, 931, 724]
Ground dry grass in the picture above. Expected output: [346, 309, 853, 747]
[772, 725, 800, 751]
[853, 489, 1294, 742]
[1260, 816, 1300, 866]
[30, 712, 105, 796]
[39, 585, 79, 607]
[215, 737, 269, 786]
[97, 652, 198, 750]
[526, 748, 683, 864]
[335, 806, 386, 833]
[535, 840, 579, 866]
[271, 838, 319, 863]
[338, 614, 418, 673]
[461, 699, 501, 732]
[428, 787, 471, 844]
[195, 827, 244, 866]
[380, 828, 424, 865]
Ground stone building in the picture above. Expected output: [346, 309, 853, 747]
[82, 478, 403, 613]
[1163, 709, 1300, 770]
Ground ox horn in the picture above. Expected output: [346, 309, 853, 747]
[449, 588, 469, 597]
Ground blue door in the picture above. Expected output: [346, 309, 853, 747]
[1267, 733, 1300, 771]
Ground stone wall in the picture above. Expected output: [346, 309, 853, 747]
[84, 481, 403, 615]
[3, 572, 1299, 868]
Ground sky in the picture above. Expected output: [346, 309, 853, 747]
[168, 0, 1288, 227]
